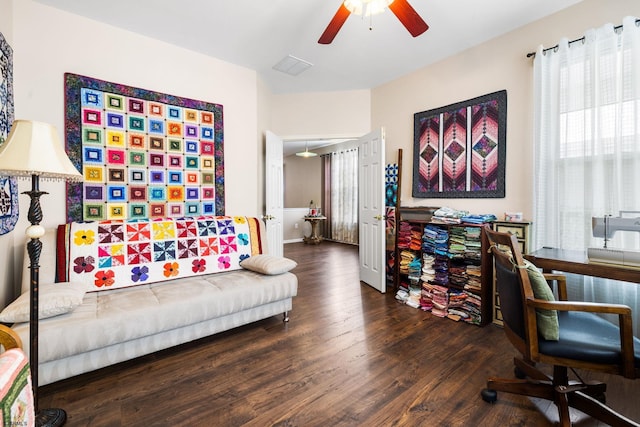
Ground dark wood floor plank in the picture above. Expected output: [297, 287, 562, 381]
[38, 241, 639, 426]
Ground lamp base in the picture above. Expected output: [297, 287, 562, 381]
[36, 408, 67, 427]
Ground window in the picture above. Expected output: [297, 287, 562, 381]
[533, 17, 640, 252]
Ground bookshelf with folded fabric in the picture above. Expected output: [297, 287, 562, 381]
[394, 207, 439, 304]
[394, 207, 494, 326]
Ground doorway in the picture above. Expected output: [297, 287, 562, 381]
[272, 130, 387, 293]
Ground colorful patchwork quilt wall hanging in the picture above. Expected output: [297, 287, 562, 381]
[0, 31, 18, 236]
[64, 73, 224, 222]
[57, 216, 264, 292]
[412, 90, 506, 198]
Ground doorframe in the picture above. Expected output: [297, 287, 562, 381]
[280, 134, 361, 245]
[275, 133, 386, 281]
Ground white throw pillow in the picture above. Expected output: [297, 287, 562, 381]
[240, 254, 297, 275]
[0, 283, 86, 323]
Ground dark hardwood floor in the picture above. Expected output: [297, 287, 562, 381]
[40, 241, 639, 426]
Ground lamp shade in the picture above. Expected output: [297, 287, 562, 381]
[0, 120, 82, 181]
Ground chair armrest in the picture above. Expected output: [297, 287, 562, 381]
[542, 273, 567, 300]
[0, 324, 22, 351]
[527, 298, 636, 378]
[529, 299, 631, 316]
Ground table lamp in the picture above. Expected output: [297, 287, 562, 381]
[0, 120, 82, 426]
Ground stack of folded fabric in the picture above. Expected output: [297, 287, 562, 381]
[420, 253, 435, 283]
[409, 226, 422, 251]
[465, 264, 482, 293]
[408, 257, 422, 281]
[396, 221, 413, 249]
[432, 254, 449, 287]
[463, 226, 482, 262]
[399, 250, 417, 275]
[447, 262, 468, 291]
[420, 281, 435, 311]
[430, 285, 449, 317]
[460, 213, 497, 224]
[433, 227, 449, 257]
[447, 290, 469, 321]
[431, 207, 470, 224]
[395, 288, 409, 303]
[419, 253, 435, 311]
[421, 224, 438, 254]
[404, 255, 423, 309]
[461, 291, 482, 325]
[448, 226, 467, 260]
[406, 288, 422, 309]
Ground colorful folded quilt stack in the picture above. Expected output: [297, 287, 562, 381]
[396, 211, 493, 326]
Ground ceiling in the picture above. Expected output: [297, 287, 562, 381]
[35, 0, 582, 95]
[33, 0, 582, 156]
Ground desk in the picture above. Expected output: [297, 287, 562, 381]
[303, 216, 326, 245]
[524, 247, 640, 284]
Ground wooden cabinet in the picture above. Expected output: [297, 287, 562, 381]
[395, 207, 493, 326]
[491, 220, 532, 326]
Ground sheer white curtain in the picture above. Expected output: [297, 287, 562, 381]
[533, 16, 640, 334]
[330, 148, 358, 244]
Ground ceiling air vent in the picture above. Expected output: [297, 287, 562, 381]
[272, 54, 313, 76]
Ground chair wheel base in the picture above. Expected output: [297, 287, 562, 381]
[481, 388, 497, 403]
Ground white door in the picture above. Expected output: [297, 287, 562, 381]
[265, 131, 284, 257]
[358, 128, 386, 293]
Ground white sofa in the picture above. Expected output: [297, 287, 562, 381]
[4, 216, 298, 386]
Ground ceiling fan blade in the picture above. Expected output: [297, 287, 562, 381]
[318, 3, 352, 44]
[388, 0, 429, 37]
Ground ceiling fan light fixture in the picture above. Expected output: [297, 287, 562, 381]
[343, 0, 394, 17]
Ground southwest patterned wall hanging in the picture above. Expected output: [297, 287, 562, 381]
[412, 90, 506, 199]
[64, 73, 224, 222]
[0, 31, 18, 236]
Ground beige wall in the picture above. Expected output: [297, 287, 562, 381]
[256, 77, 274, 214]
[372, 0, 640, 220]
[0, 0, 261, 307]
[284, 154, 322, 208]
[270, 90, 371, 139]
[0, 0, 12, 44]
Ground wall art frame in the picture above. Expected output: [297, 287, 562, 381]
[64, 73, 224, 222]
[412, 90, 506, 199]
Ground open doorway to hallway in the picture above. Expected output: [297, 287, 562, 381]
[283, 138, 356, 244]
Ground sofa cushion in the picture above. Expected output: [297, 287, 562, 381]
[13, 269, 297, 364]
[0, 283, 86, 323]
[56, 216, 266, 292]
[240, 254, 297, 275]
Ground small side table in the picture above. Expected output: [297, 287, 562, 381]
[303, 216, 326, 244]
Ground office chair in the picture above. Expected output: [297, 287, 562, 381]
[481, 228, 640, 426]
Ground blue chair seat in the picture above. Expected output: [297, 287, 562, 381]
[539, 310, 640, 368]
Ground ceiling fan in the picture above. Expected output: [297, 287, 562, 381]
[318, 0, 429, 45]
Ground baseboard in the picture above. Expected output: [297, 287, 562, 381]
[284, 238, 304, 244]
